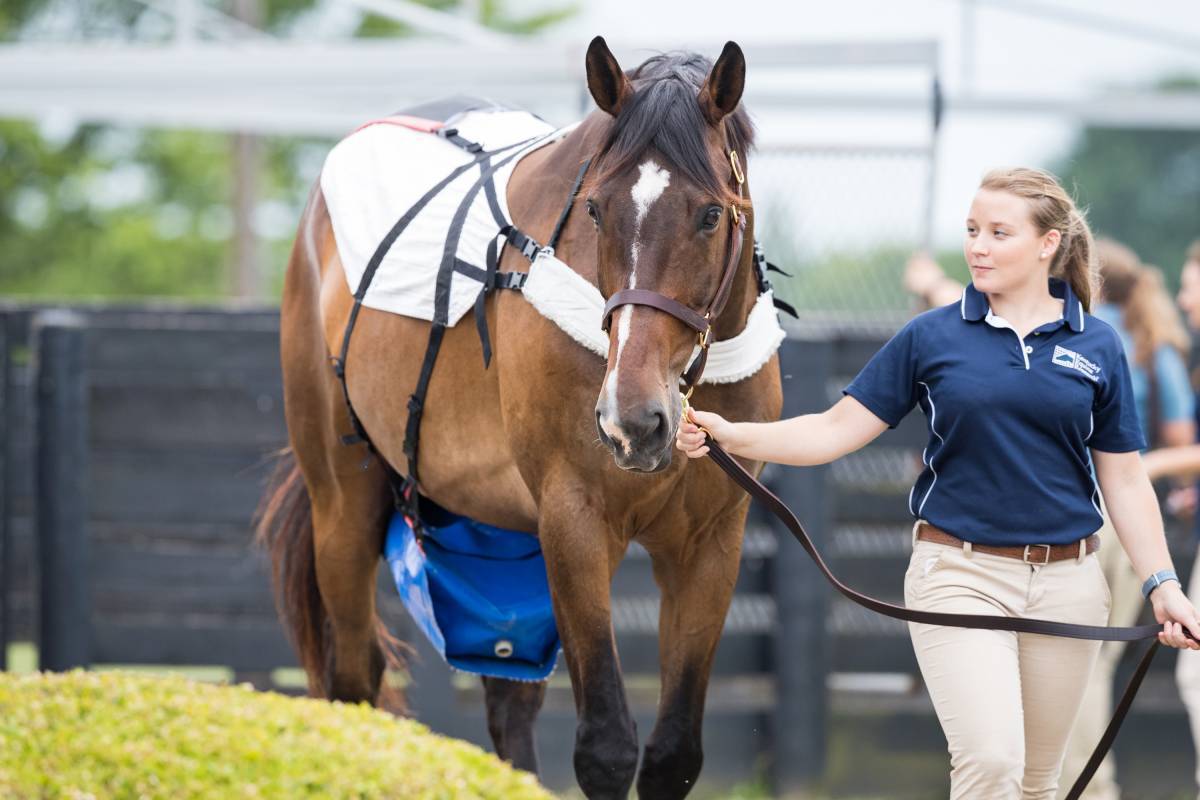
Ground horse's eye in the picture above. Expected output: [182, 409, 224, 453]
[586, 201, 600, 227]
[702, 206, 723, 230]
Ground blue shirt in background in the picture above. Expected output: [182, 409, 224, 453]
[1091, 302, 1194, 449]
[844, 279, 1145, 547]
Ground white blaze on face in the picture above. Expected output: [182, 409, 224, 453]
[601, 159, 671, 454]
[627, 159, 671, 289]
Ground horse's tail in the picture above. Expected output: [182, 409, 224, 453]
[253, 448, 406, 707]
[254, 448, 326, 693]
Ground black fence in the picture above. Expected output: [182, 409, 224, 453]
[2, 304, 1195, 796]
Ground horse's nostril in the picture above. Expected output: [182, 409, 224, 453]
[650, 408, 668, 438]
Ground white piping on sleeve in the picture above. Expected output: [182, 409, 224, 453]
[1084, 411, 1103, 517]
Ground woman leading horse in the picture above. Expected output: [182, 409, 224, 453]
[258, 38, 781, 799]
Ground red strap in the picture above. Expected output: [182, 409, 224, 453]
[354, 115, 445, 134]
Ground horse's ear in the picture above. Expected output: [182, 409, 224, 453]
[585, 35, 631, 117]
[698, 41, 746, 125]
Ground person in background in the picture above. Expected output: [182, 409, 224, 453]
[904, 241, 1197, 799]
[1141, 239, 1200, 798]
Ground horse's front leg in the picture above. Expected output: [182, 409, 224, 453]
[637, 506, 748, 800]
[539, 482, 639, 799]
[481, 675, 547, 774]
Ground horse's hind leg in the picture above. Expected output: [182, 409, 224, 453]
[482, 676, 547, 774]
[274, 187, 395, 705]
[308, 467, 392, 702]
[636, 508, 748, 800]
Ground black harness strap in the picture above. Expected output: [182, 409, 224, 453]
[332, 152, 488, 450]
[329, 129, 544, 518]
[546, 158, 592, 252]
[437, 126, 484, 153]
[752, 241, 799, 319]
[399, 132, 559, 518]
[470, 157, 589, 367]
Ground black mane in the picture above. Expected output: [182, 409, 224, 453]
[589, 51, 755, 202]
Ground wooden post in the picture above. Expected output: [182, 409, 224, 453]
[36, 313, 92, 671]
[770, 336, 833, 796]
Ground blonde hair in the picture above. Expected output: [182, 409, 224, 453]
[1097, 238, 1190, 367]
[979, 167, 1097, 311]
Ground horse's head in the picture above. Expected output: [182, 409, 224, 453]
[585, 36, 754, 472]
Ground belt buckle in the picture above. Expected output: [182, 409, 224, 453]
[1023, 544, 1051, 565]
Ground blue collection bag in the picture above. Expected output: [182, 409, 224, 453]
[383, 507, 561, 681]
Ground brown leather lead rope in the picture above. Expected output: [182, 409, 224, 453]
[694, 425, 1165, 800]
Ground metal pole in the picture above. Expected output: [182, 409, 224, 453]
[922, 72, 944, 256]
[230, 0, 262, 299]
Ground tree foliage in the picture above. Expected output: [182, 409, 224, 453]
[0, 0, 575, 300]
[1054, 77, 1200, 284]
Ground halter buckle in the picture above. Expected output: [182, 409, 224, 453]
[679, 388, 710, 437]
[729, 150, 745, 186]
[698, 320, 712, 349]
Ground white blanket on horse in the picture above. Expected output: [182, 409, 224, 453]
[322, 109, 786, 384]
[321, 108, 562, 323]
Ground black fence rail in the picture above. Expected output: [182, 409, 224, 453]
[3, 304, 1194, 796]
[1, 304, 281, 661]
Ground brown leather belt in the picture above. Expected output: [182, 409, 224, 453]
[916, 523, 1100, 564]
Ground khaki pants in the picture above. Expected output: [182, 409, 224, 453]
[1176, 546, 1200, 798]
[907, 521, 1110, 800]
[1057, 517, 1142, 800]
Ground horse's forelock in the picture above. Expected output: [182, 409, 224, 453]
[586, 51, 755, 203]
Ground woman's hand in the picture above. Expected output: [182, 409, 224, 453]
[1151, 582, 1200, 649]
[675, 409, 737, 459]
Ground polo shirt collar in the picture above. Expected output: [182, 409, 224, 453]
[959, 277, 1085, 333]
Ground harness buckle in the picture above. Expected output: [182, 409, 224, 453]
[698, 323, 712, 349]
[729, 150, 745, 186]
[1023, 544, 1051, 565]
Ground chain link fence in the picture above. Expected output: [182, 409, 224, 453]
[752, 144, 935, 322]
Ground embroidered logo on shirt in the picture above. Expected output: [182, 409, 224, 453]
[1052, 345, 1101, 382]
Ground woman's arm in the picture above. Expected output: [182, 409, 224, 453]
[1093, 448, 1200, 648]
[1142, 444, 1200, 481]
[677, 395, 889, 466]
[904, 252, 965, 309]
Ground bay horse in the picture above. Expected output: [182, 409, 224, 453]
[257, 37, 782, 799]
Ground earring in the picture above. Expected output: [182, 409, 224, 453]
[1040, 251, 1048, 258]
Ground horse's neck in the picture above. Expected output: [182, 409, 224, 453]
[505, 114, 607, 282]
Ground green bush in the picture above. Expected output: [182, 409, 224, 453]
[0, 670, 556, 799]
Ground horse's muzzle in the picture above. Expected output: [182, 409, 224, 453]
[595, 405, 675, 472]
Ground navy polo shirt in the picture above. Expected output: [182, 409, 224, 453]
[844, 278, 1145, 547]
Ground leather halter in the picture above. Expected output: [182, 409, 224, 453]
[600, 150, 748, 393]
